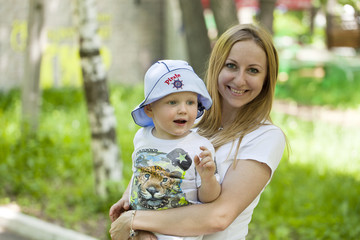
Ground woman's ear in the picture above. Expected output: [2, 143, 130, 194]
[144, 104, 153, 118]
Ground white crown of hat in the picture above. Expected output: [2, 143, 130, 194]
[131, 60, 212, 127]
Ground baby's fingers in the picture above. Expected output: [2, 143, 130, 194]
[199, 146, 212, 158]
[194, 155, 201, 166]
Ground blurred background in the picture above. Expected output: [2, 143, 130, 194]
[0, 0, 359, 239]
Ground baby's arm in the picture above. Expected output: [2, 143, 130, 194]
[194, 146, 221, 203]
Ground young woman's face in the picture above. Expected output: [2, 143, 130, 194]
[145, 92, 198, 139]
[218, 40, 267, 114]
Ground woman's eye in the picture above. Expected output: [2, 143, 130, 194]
[225, 63, 237, 69]
[248, 68, 259, 74]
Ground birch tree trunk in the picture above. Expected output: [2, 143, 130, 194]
[76, 0, 122, 198]
[21, 0, 45, 136]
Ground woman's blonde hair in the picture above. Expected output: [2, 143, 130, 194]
[196, 24, 279, 151]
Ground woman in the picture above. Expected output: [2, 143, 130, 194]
[109, 23, 286, 240]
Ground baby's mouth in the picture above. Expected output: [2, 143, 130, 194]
[174, 119, 187, 124]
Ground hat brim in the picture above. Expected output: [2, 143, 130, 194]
[131, 103, 154, 127]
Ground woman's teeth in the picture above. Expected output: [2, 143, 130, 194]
[231, 88, 246, 94]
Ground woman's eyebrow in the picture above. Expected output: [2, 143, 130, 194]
[249, 63, 265, 70]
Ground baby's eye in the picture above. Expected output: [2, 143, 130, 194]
[186, 100, 195, 105]
[168, 100, 177, 105]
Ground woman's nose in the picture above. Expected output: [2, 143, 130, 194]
[234, 70, 246, 85]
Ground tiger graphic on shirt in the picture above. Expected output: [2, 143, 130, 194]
[130, 148, 193, 210]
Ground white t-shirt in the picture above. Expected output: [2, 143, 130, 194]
[203, 123, 286, 240]
[129, 127, 218, 240]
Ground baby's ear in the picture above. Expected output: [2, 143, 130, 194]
[144, 104, 153, 118]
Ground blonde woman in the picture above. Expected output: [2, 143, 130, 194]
[110, 24, 286, 240]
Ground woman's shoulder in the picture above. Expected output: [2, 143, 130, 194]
[247, 123, 285, 140]
[242, 123, 286, 157]
[224, 123, 286, 153]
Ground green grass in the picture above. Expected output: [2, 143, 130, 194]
[1, 83, 359, 239]
[248, 113, 360, 240]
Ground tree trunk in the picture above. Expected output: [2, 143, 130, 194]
[21, 0, 45, 136]
[179, 0, 211, 78]
[309, 6, 319, 36]
[76, 0, 122, 198]
[209, 0, 238, 36]
[258, 0, 277, 34]
[325, 0, 336, 49]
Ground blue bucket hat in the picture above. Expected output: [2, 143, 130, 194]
[131, 60, 212, 127]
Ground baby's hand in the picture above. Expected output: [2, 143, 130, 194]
[194, 146, 216, 179]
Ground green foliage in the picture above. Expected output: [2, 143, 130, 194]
[273, 8, 326, 45]
[1, 84, 359, 239]
[0, 85, 142, 237]
[338, 0, 360, 11]
[276, 60, 360, 109]
[273, 3, 360, 110]
[274, 10, 308, 38]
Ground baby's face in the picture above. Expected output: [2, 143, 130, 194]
[145, 92, 198, 139]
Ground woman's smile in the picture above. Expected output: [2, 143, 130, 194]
[228, 87, 248, 95]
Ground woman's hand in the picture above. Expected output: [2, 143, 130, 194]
[109, 184, 131, 222]
[109, 195, 130, 222]
[109, 210, 132, 239]
[109, 210, 157, 240]
[134, 231, 158, 240]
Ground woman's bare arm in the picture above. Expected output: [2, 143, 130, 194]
[110, 159, 271, 239]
